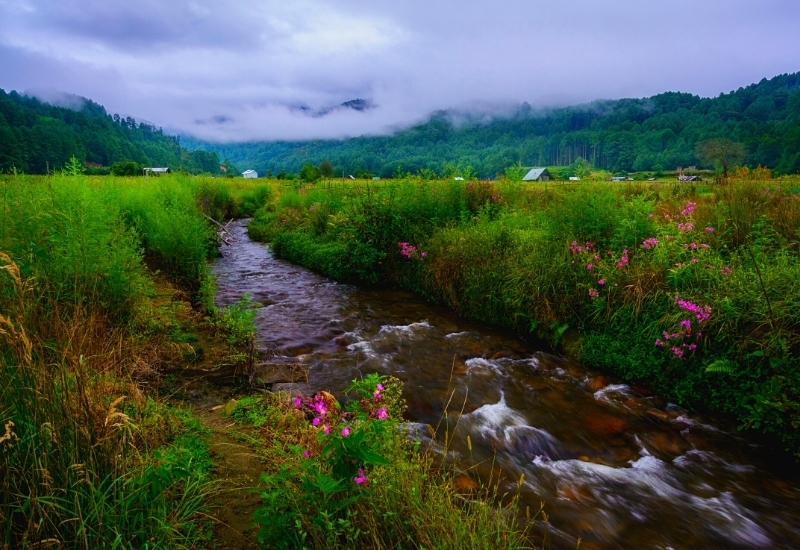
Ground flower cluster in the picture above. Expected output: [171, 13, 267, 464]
[681, 202, 696, 216]
[398, 241, 427, 260]
[616, 249, 629, 269]
[642, 237, 658, 249]
[294, 381, 391, 486]
[588, 288, 599, 299]
[677, 222, 694, 231]
[570, 241, 593, 255]
[655, 295, 711, 358]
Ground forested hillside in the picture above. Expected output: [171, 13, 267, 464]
[0, 89, 221, 174]
[185, 72, 800, 179]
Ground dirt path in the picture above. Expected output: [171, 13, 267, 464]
[197, 401, 263, 549]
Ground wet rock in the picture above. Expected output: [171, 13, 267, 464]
[451, 356, 469, 375]
[333, 335, 352, 346]
[504, 425, 563, 460]
[296, 354, 313, 362]
[284, 344, 312, 356]
[583, 414, 629, 436]
[491, 350, 510, 360]
[557, 485, 591, 502]
[260, 299, 276, 307]
[256, 363, 309, 385]
[222, 399, 238, 416]
[646, 409, 670, 421]
[642, 432, 686, 457]
[648, 395, 667, 410]
[632, 385, 652, 396]
[586, 376, 610, 392]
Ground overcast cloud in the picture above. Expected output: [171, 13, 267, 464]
[1, 0, 799, 141]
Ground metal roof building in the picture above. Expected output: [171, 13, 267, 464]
[522, 167, 551, 182]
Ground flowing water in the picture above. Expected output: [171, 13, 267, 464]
[212, 220, 800, 549]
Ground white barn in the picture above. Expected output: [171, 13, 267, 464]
[522, 167, 551, 182]
[242, 169, 258, 178]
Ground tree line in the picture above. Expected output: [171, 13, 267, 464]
[0, 89, 224, 175]
[184, 72, 800, 179]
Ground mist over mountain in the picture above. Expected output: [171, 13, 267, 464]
[182, 72, 800, 178]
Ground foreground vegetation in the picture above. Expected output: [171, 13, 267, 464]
[0, 173, 535, 548]
[249, 175, 800, 459]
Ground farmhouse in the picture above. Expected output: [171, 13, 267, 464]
[242, 169, 258, 178]
[522, 167, 551, 182]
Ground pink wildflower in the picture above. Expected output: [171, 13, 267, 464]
[354, 469, 366, 485]
[341, 426, 352, 437]
[377, 408, 389, 420]
[598, 279, 605, 285]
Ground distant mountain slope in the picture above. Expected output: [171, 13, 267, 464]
[184, 72, 800, 178]
[0, 90, 220, 174]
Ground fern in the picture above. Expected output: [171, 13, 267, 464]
[705, 359, 737, 374]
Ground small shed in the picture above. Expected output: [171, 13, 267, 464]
[144, 167, 171, 175]
[522, 167, 551, 182]
[242, 169, 258, 179]
[569, 176, 580, 181]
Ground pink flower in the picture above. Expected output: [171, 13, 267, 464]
[587, 264, 593, 270]
[377, 408, 389, 420]
[323, 424, 330, 434]
[705, 227, 715, 233]
[588, 288, 599, 299]
[354, 469, 366, 485]
[373, 391, 382, 400]
[376, 384, 384, 391]
[293, 396, 302, 408]
[598, 279, 605, 285]
[649, 213, 654, 218]
[312, 417, 320, 426]
[341, 426, 352, 437]
[303, 450, 310, 459]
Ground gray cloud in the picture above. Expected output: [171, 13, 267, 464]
[1, 0, 799, 142]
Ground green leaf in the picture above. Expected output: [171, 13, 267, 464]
[705, 359, 737, 374]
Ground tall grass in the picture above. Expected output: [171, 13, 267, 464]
[0, 173, 274, 547]
[249, 176, 800, 459]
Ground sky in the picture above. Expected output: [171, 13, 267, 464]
[1, 0, 799, 142]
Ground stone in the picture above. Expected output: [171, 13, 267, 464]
[583, 414, 629, 436]
[646, 409, 670, 421]
[586, 376, 610, 392]
[632, 385, 652, 396]
[256, 362, 309, 385]
[491, 350, 510, 360]
[222, 399, 238, 416]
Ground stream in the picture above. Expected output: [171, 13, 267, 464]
[212, 220, 800, 549]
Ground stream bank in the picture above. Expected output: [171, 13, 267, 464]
[210, 219, 800, 550]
